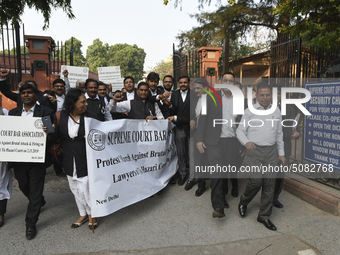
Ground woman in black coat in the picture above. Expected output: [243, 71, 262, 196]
[51, 88, 98, 230]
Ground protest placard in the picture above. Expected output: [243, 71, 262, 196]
[85, 118, 177, 217]
[60, 65, 89, 88]
[0, 116, 46, 162]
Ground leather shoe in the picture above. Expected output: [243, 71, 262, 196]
[212, 208, 225, 218]
[71, 216, 89, 228]
[238, 202, 247, 217]
[257, 218, 277, 231]
[273, 199, 284, 208]
[184, 180, 195, 191]
[88, 221, 98, 230]
[26, 226, 37, 240]
[231, 187, 238, 197]
[177, 176, 186, 186]
[224, 199, 229, 209]
[195, 186, 205, 197]
[57, 171, 66, 177]
[0, 214, 4, 228]
[169, 176, 176, 185]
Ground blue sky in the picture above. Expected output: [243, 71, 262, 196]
[20, 0, 221, 70]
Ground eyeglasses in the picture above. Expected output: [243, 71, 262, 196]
[54, 85, 65, 88]
[164, 81, 173, 84]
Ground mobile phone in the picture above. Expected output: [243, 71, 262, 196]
[42, 116, 54, 133]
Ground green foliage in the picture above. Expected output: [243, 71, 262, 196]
[64, 37, 85, 66]
[85, 39, 109, 72]
[0, 46, 30, 57]
[0, 0, 75, 30]
[107, 44, 146, 82]
[275, 0, 340, 48]
[85, 41, 146, 81]
[148, 56, 173, 81]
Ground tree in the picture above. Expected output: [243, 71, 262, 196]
[85, 39, 109, 72]
[55, 37, 85, 66]
[0, 46, 30, 57]
[148, 56, 173, 81]
[275, 0, 340, 48]
[107, 44, 146, 82]
[170, 0, 340, 48]
[0, 0, 75, 30]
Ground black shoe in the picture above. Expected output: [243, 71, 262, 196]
[224, 199, 229, 209]
[195, 186, 205, 197]
[169, 176, 176, 185]
[41, 197, 46, 207]
[184, 180, 195, 191]
[0, 214, 4, 228]
[57, 171, 66, 177]
[257, 218, 277, 231]
[212, 208, 225, 218]
[26, 226, 37, 240]
[273, 199, 284, 208]
[231, 187, 238, 197]
[238, 202, 247, 217]
[178, 176, 186, 186]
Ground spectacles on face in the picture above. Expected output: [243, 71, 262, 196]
[164, 81, 173, 84]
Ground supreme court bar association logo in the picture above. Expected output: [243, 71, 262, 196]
[87, 129, 106, 151]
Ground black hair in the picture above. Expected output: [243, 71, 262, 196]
[137, 82, 149, 89]
[223, 72, 235, 78]
[25, 80, 38, 88]
[63, 88, 84, 113]
[147, 72, 160, 82]
[124, 76, 134, 84]
[163, 75, 174, 82]
[53, 79, 65, 87]
[19, 82, 39, 95]
[85, 78, 98, 89]
[256, 81, 272, 93]
[178, 75, 190, 82]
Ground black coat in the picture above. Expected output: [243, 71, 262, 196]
[50, 110, 97, 178]
[170, 89, 190, 136]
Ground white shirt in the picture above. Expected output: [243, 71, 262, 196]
[127, 91, 135, 101]
[221, 93, 237, 138]
[150, 89, 164, 119]
[56, 94, 65, 111]
[236, 102, 284, 156]
[85, 93, 113, 121]
[109, 99, 164, 120]
[173, 89, 188, 122]
[21, 104, 36, 117]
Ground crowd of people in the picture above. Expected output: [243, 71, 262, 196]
[0, 68, 299, 240]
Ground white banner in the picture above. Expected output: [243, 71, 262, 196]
[0, 116, 46, 162]
[85, 119, 178, 217]
[60, 65, 89, 88]
[98, 66, 121, 83]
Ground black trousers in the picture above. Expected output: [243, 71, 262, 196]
[207, 138, 239, 210]
[14, 165, 46, 227]
[0, 199, 7, 215]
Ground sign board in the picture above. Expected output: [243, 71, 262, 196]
[304, 82, 340, 171]
[0, 116, 46, 162]
[60, 65, 89, 88]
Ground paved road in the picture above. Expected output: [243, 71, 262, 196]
[1, 166, 339, 255]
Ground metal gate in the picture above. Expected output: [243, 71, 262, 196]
[173, 44, 187, 89]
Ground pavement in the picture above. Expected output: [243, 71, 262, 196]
[1, 166, 340, 255]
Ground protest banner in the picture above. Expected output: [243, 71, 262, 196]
[85, 118, 178, 218]
[0, 116, 46, 162]
[60, 65, 89, 88]
[98, 66, 123, 91]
